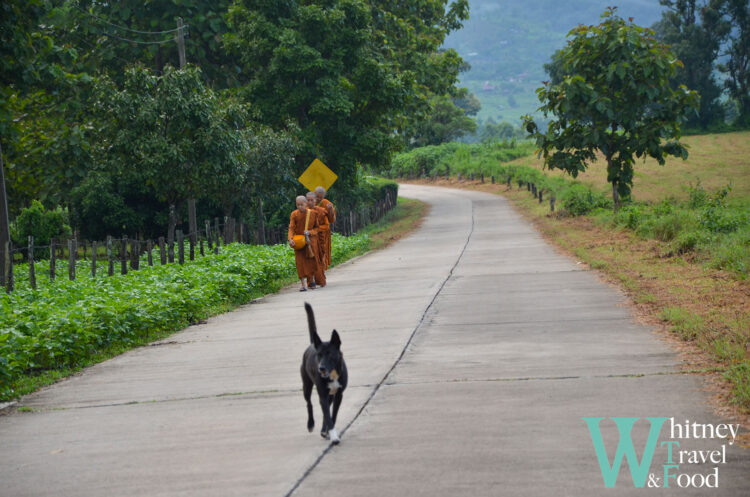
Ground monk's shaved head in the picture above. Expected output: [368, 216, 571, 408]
[315, 186, 326, 195]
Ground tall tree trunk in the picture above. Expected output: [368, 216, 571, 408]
[612, 181, 620, 212]
[0, 140, 10, 285]
[606, 151, 621, 212]
[188, 198, 197, 246]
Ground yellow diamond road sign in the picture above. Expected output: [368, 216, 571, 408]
[298, 158, 338, 192]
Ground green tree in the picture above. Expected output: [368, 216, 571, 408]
[225, 0, 469, 193]
[653, 0, 730, 129]
[369, 0, 470, 137]
[1, 0, 87, 280]
[92, 65, 249, 236]
[411, 95, 477, 146]
[523, 9, 698, 210]
[453, 89, 482, 116]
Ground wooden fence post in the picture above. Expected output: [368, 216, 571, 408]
[200, 237, 204, 256]
[5, 242, 13, 293]
[50, 238, 56, 282]
[147, 240, 153, 266]
[91, 241, 97, 278]
[445, 166, 450, 180]
[168, 232, 175, 264]
[68, 239, 76, 281]
[120, 236, 128, 275]
[159, 237, 166, 265]
[177, 230, 184, 265]
[550, 196, 556, 212]
[539, 190, 543, 203]
[133, 239, 141, 270]
[107, 236, 114, 276]
[28, 236, 36, 290]
[189, 231, 195, 261]
[205, 220, 213, 251]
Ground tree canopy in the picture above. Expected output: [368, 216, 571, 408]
[2, 0, 471, 240]
[523, 9, 699, 209]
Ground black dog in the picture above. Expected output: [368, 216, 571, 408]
[301, 302, 348, 444]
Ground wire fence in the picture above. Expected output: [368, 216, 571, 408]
[0, 190, 397, 293]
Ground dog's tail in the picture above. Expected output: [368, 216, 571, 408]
[305, 302, 320, 346]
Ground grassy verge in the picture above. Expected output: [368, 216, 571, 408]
[0, 199, 427, 402]
[359, 197, 429, 251]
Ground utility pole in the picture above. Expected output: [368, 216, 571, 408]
[0, 139, 10, 286]
[176, 17, 186, 69]
[176, 17, 198, 245]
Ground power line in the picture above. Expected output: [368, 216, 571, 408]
[73, 4, 188, 36]
[98, 31, 176, 45]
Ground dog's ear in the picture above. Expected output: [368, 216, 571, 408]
[330, 330, 341, 349]
[312, 331, 322, 349]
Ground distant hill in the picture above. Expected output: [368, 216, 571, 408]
[443, 0, 666, 125]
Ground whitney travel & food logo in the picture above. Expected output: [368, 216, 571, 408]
[582, 417, 740, 489]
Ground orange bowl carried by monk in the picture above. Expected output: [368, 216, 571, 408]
[292, 234, 306, 250]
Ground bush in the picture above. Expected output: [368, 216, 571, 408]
[649, 211, 697, 242]
[700, 205, 746, 234]
[613, 205, 644, 230]
[708, 230, 749, 276]
[672, 229, 711, 254]
[560, 184, 611, 216]
[11, 201, 71, 257]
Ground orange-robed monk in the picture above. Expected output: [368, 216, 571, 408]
[315, 186, 336, 269]
[288, 195, 320, 292]
[306, 192, 327, 287]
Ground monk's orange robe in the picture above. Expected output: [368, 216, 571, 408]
[306, 207, 326, 286]
[318, 199, 336, 268]
[288, 209, 319, 282]
[314, 205, 330, 270]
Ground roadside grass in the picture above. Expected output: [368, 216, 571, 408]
[1, 198, 427, 402]
[359, 197, 428, 251]
[398, 129, 749, 415]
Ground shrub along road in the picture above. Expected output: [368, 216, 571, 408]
[0, 185, 748, 496]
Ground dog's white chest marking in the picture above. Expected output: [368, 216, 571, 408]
[327, 369, 340, 395]
[328, 378, 341, 395]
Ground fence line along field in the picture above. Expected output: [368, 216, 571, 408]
[1, 190, 397, 294]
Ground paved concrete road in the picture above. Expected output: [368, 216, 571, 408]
[1, 185, 747, 496]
